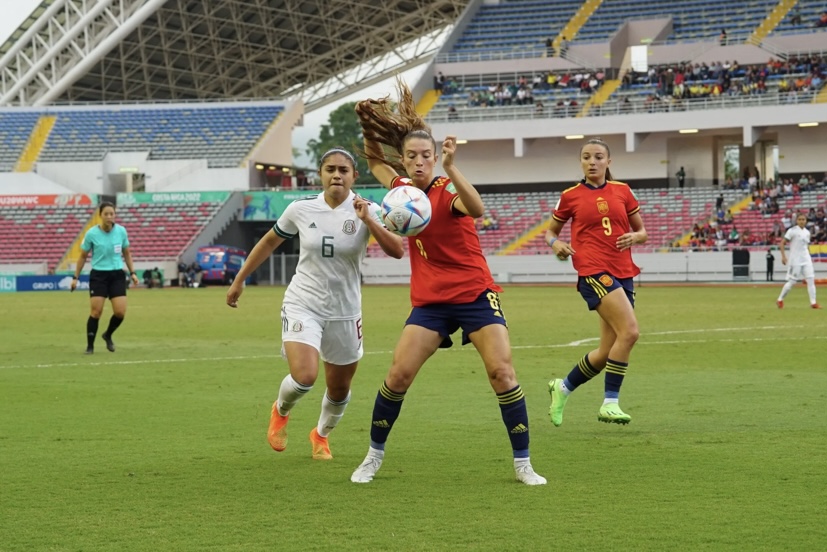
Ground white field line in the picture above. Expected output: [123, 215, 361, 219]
[1, 325, 822, 371]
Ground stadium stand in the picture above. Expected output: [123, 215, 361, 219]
[0, 203, 95, 270]
[448, 0, 583, 59]
[36, 105, 284, 168]
[773, 1, 827, 36]
[115, 200, 226, 261]
[576, 0, 779, 44]
[0, 112, 42, 171]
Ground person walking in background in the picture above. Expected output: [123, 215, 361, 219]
[70, 202, 140, 354]
[777, 213, 821, 309]
[676, 166, 686, 189]
[350, 79, 546, 486]
[545, 137, 647, 426]
[766, 249, 775, 281]
[226, 147, 404, 460]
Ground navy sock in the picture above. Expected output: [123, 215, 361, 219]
[604, 358, 629, 399]
[86, 316, 99, 349]
[497, 385, 529, 458]
[563, 354, 601, 392]
[368, 381, 406, 450]
[105, 315, 123, 337]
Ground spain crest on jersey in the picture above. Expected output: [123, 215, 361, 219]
[597, 200, 609, 214]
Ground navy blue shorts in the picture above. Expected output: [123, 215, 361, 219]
[577, 273, 635, 311]
[405, 289, 507, 348]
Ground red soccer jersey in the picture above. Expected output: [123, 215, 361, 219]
[552, 180, 641, 278]
[392, 176, 501, 306]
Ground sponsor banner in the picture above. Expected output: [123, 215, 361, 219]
[241, 188, 387, 221]
[15, 275, 90, 292]
[117, 191, 230, 205]
[0, 194, 97, 207]
[0, 275, 16, 293]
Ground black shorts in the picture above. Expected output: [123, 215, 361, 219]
[89, 269, 127, 299]
[405, 289, 507, 348]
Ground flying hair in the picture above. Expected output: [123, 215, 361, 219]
[355, 77, 435, 172]
[581, 137, 614, 182]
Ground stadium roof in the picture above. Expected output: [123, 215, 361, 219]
[0, 0, 468, 110]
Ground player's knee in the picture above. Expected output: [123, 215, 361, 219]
[326, 384, 350, 402]
[386, 365, 416, 392]
[619, 325, 640, 348]
[487, 364, 517, 387]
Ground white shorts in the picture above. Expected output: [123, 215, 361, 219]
[786, 263, 815, 281]
[280, 304, 363, 365]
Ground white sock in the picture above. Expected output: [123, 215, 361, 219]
[560, 380, 573, 396]
[806, 278, 817, 305]
[603, 398, 619, 405]
[514, 457, 531, 468]
[317, 390, 351, 438]
[367, 446, 384, 459]
[277, 374, 312, 416]
[778, 280, 795, 301]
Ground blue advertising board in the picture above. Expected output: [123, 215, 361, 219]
[0, 275, 16, 292]
[15, 275, 90, 292]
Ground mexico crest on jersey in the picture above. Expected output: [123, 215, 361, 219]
[342, 219, 356, 235]
[597, 200, 609, 214]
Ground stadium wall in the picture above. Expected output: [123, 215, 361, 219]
[362, 252, 826, 284]
[430, 109, 827, 188]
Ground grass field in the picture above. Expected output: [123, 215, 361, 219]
[1, 284, 826, 551]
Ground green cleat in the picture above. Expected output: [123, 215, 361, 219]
[598, 403, 631, 425]
[547, 379, 568, 427]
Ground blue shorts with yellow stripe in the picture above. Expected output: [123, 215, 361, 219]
[405, 289, 507, 348]
[577, 273, 635, 311]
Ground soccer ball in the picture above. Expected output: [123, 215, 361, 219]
[381, 184, 432, 237]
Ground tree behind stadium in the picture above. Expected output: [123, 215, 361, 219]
[306, 102, 374, 186]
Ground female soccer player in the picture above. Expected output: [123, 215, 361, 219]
[777, 212, 821, 309]
[71, 202, 140, 354]
[349, 80, 546, 486]
[545, 137, 647, 426]
[226, 148, 404, 460]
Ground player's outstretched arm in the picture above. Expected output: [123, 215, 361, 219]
[441, 136, 484, 218]
[363, 137, 398, 189]
[226, 229, 285, 307]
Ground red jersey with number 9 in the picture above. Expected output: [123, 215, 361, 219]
[391, 176, 500, 306]
[552, 180, 641, 278]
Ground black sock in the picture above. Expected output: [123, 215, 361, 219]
[87, 316, 99, 348]
[497, 385, 530, 458]
[104, 315, 124, 337]
[368, 381, 406, 449]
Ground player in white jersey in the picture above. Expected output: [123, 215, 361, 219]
[226, 148, 404, 459]
[777, 213, 821, 309]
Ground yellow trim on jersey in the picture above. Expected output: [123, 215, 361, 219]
[627, 206, 640, 216]
[561, 183, 581, 195]
[552, 213, 568, 223]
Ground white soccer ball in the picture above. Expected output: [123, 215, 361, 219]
[381, 184, 432, 237]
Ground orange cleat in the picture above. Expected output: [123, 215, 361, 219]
[776, 300, 784, 309]
[267, 402, 288, 452]
[309, 428, 332, 460]
[812, 303, 822, 309]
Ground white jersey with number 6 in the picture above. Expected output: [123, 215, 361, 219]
[273, 191, 381, 320]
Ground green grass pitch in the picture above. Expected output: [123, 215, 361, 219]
[1, 284, 826, 551]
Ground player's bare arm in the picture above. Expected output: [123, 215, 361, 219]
[362, 136, 398, 189]
[353, 196, 404, 259]
[779, 238, 788, 265]
[616, 212, 648, 251]
[122, 248, 139, 285]
[226, 229, 285, 307]
[441, 136, 484, 218]
[546, 218, 575, 260]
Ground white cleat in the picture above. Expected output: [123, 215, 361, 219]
[515, 463, 547, 486]
[351, 451, 384, 483]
